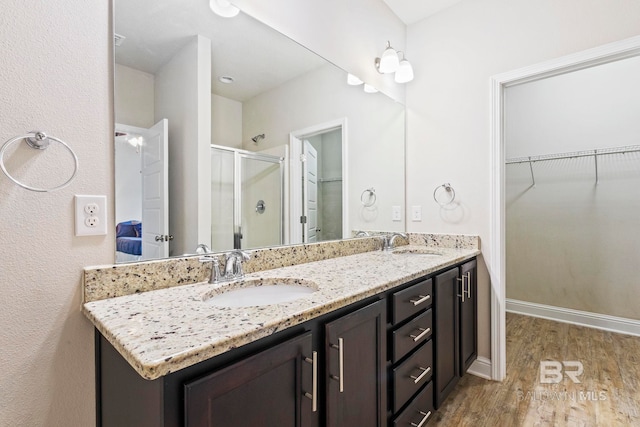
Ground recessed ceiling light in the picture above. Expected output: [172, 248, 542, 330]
[219, 76, 234, 84]
[209, 0, 240, 18]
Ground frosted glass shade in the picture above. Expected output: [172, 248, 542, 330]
[394, 59, 414, 83]
[377, 46, 399, 73]
[209, 0, 240, 18]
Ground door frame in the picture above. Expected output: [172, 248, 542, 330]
[289, 118, 348, 244]
[489, 35, 640, 381]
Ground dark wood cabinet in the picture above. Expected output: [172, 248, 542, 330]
[325, 300, 386, 427]
[433, 260, 478, 409]
[459, 259, 477, 374]
[184, 332, 316, 427]
[433, 267, 460, 408]
[95, 257, 477, 427]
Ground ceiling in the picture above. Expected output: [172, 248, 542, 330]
[115, 0, 327, 102]
[382, 0, 464, 25]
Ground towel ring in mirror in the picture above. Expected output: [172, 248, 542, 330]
[361, 187, 376, 207]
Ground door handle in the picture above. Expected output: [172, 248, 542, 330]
[303, 351, 318, 412]
[330, 337, 344, 392]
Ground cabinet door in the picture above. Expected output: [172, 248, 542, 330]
[184, 332, 317, 427]
[325, 300, 386, 427]
[459, 259, 478, 374]
[433, 267, 460, 409]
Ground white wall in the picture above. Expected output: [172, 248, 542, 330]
[505, 55, 640, 158]
[155, 35, 212, 256]
[114, 64, 154, 128]
[406, 0, 640, 360]
[212, 93, 243, 149]
[232, 0, 406, 103]
[243, 64, 406, 234]
[0, 1, 111, 426]
[505, 54, 640, 319]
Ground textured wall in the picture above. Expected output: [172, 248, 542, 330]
[0, 1, 112, 426]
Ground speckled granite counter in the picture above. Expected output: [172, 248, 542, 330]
[83, 235, 479, 380]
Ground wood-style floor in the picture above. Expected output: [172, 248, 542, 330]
[432, 313, 640, 426]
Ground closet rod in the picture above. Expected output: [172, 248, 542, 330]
[505, 144, 640, 164]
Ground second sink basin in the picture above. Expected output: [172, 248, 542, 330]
[202, 278, 318, 307]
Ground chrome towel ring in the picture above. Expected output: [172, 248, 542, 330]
[0, 131, 79, 192]
[433, 183, 455, 206]
[361, 187, 376, 207]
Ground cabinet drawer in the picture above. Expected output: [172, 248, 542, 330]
[393, 381, 434, 427]
[392, 339, 433, 413]
[392, 309, 432, 363]
[392, 279, 432, 324]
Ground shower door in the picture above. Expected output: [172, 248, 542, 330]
[211, 145, 284, 251]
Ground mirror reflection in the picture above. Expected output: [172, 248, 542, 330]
[114, 0, 405, 263]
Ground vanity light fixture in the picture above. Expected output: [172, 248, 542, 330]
[375, 41, 414, 83]
[209, 0, 240, 18]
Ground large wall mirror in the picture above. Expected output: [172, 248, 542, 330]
[113, 0, 406, 263]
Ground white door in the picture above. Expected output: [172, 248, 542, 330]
[141, 119, 169, 259]
[303, 140, 318, 243]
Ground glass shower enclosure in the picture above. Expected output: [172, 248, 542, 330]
[210, 144, 284, 251]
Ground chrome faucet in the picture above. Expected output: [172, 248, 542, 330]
[382, 232, 408, 251]
[195, 243, 212, 254]
[355, 230, 370, 237]
[199, 249, 251, 284]
[224, 249, 251, 280]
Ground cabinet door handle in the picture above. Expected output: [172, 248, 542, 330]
[409, 366, 431, 384]
[409, 327, 431, 342]
[465, 272, 471, 298]
[303, 351, 318, 412]
[457, 276, 466, 303]
[411, 410, 432, 427]
[409, 294, 431, 306]
[330, 337, 344, 392]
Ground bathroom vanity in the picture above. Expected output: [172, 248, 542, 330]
[84, 236, 479, 426]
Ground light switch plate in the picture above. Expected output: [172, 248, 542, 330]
[392, 205, 402, 221]
[75, 195, 107, 236]
[411, 205, 422, 221]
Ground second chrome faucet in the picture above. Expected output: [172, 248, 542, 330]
[200, 249, 251, 284]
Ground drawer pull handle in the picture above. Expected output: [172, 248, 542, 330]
[330, 337, 344, 392]
[411, 410, 432, 427]
[410, 366, 431, 384]
[409, 294, 431, 306]
[409, 327, 431, 342]
[303, 351, 318, 412]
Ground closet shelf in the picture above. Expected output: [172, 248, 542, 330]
[505, 144, 640, 186]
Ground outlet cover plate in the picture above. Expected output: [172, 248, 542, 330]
[75, 195, 107, 236]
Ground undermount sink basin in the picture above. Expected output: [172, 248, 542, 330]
[202, 278, 318, 307]
[392, 247, 443, 256]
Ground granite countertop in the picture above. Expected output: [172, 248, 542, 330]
[83, 245, 479, 380]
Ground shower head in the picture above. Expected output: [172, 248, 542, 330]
[251, 134, 265, 144]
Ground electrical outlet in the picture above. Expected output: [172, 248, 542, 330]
[411, 205, 422, 221]
[75, 195, 107, 236]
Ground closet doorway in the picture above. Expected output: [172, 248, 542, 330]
[489, 35, 640, 380]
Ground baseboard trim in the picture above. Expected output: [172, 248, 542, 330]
[467, 356, 492, 380]
[506, 299, 640, 337]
